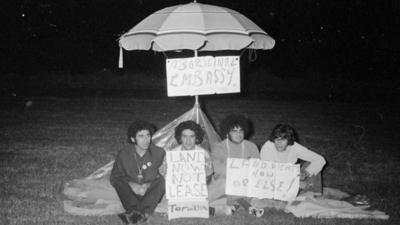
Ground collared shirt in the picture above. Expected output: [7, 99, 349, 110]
[110, 144, 165, 184]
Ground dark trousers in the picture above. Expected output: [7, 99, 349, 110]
[300, 162, 322, 195]
[111, 177, 165, 215]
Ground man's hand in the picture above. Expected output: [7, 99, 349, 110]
[129, 182, 150, 196]
[300, 170, 310, 181]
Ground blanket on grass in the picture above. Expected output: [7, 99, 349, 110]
[62, 178, 389, 220]
[285, 191, 389, 220]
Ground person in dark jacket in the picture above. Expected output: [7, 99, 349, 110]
[110, 120, 165, 224]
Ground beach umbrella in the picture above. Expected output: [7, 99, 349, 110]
[116, 1, 275, 140]
[118, 1, 275, 53]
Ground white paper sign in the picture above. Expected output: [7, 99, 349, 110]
[225, 158, 300, 201]
[165, 150, 209, 219]
[225, 158, 251, 196]
[273, 163, 300, 201]
[167, 200, 209, 219]
[247, 159, 275, 199]
[166, 56, 240, 96]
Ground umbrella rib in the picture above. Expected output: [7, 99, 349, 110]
[123, 30, 267, 37]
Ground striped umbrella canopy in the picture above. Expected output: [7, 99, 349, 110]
[119, 2, 275, 52]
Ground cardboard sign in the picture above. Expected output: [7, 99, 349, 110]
[247, 159, 275, 199]
[225, 158, 300, 201]
[273, 163, 300, 201]
[225, 158, 251, 196]
[167, 200, 209, 219]
[166, 151, 208, 200]
[166, 56, 240, 96]
[165, 150, 209, 219]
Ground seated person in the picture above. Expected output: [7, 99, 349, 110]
[209, 114, 260, 214]
[167, 120, 213, 178]
[252, 123, 326, 214]
[156, 120, 214, 215]
[110, 120, 165, 225]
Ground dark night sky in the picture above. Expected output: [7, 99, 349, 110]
[2, 0, 400, 96]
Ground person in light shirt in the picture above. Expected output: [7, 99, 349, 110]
[250, 123, 326, 216]
[260, 123, 326, 181]
[209, 114, 260, 215]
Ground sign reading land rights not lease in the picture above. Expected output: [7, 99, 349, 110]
[166, 56, 240, 96]
[165, 150, 209, 219]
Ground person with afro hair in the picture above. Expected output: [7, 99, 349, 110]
[212, 114, 259, 179]
[169, 120, 213, 178]
[155, 120, 214, 215]
[208, 114, 260, 215]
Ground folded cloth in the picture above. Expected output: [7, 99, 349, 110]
[343, 194, 370, 207]
[286, 192, 389, 220]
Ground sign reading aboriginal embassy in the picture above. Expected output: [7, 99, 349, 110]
[165, 150, 209, 219]
[166, 56, 240, 96]
[225, 158, 300, 201]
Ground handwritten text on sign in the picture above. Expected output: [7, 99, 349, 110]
[165, 150, 209, 219]
[166, 56, 240, 96]
[167, 200, 209, 219]
[166, 150, 208, 200]
[225, 158, 300, 201]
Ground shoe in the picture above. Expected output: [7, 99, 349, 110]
[118, 213, 129, 225]
[249, 206, 264, 218]
[127, 210, 144, 224]
[344, 194, 370, 206]
[209, 207, 215, 216]
[136, 214, 148, 224]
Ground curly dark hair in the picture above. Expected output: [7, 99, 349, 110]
[127, 120, 156, 144]
[268, 123, 299, 146]
[174, 120, 204, 145]
[220, 114, 251, 138]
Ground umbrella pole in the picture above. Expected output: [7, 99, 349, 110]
[194, 49, 200, 123]
[195, 95, 199, 123]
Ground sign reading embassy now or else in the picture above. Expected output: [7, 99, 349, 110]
[166, 56, 240, 96]
[225, 158, 300, 201]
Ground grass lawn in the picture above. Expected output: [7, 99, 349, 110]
[0, 95, 399, 225]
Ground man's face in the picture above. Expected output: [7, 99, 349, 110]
[228, 126, 244, 144]
[273, 137, 289, 152]
[133, 130, 151, 151]
[181, 129, 196, 150]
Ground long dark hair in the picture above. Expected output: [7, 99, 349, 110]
[268, 123, 299, 145]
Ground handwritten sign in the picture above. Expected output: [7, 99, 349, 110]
[225, 158, 300, 201]
[225, 158, 251, 196]
[166, 56, 240, 96]
[165, 150, 209, 219]
[247, 158, 275, 199]
[167, 200, 209, 219]
[273, 163, 300, 201]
